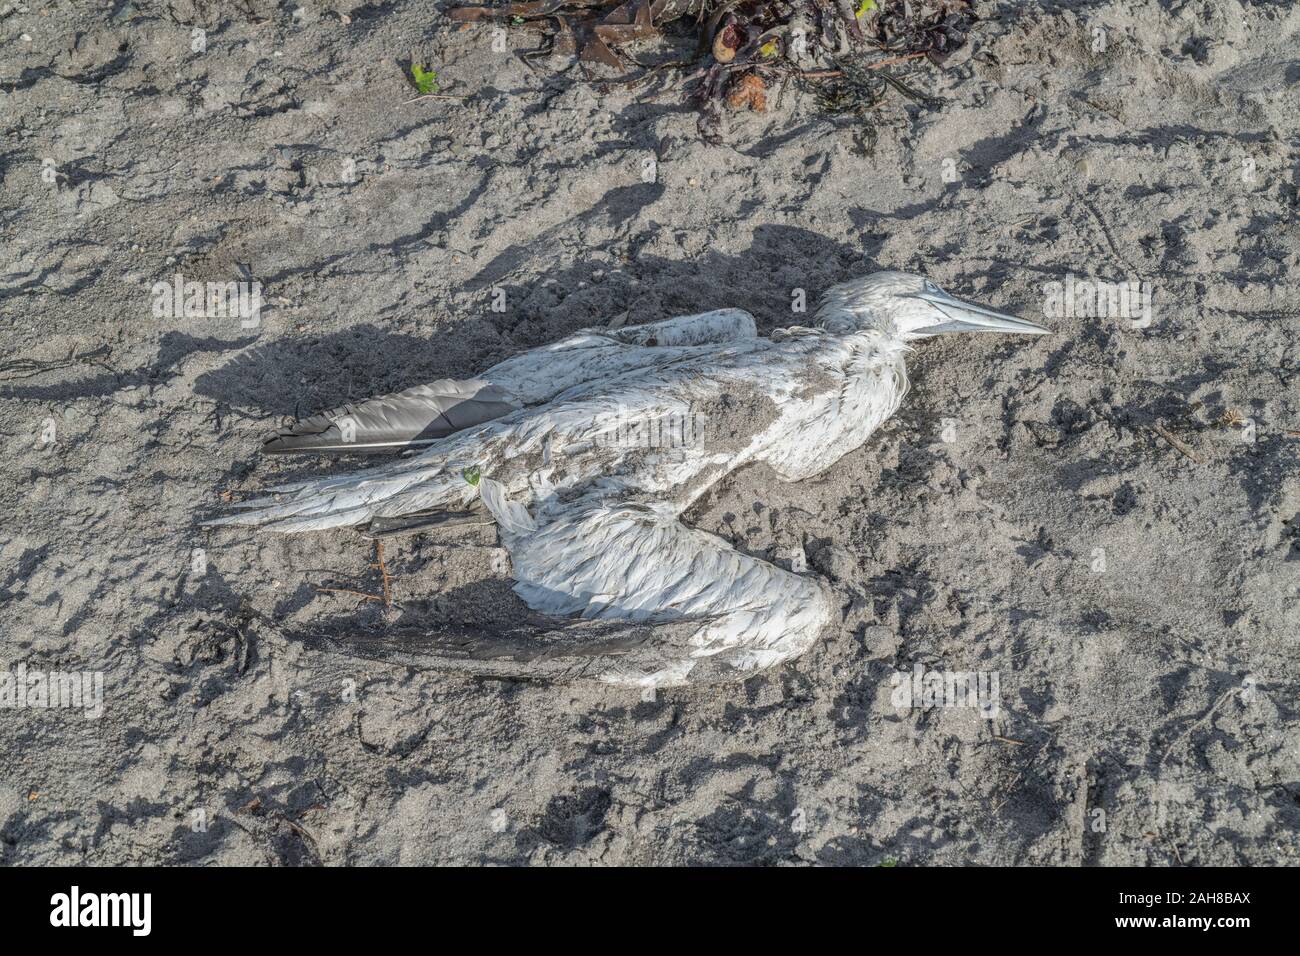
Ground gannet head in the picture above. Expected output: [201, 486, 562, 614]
[814, 271, 1048, 340]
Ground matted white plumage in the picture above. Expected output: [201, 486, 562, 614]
[206, 271, 1047, 687]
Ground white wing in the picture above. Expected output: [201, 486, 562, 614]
[502, 499, 834, 687]
[479, 308, 757, 405]
[260, 309, 757, 455]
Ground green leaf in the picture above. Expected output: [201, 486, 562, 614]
[877, 857, 898, 867]
[855, 0, 876, 17]
[462, 465, 481, 487]
[410, 64, 439, 95]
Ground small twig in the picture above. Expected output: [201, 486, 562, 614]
[991, 735, 1026, 746]
[373, 540, 394, 609]
[1150, 423, 1203, 463]
[1166, 836, 1184, 865]
[406, 93, 469, 102]
[314, 587, 384, 603]
[273, 812, 322, 862]
[869, 51, 930, 70]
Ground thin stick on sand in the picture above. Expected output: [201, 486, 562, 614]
[314, 587, 385, 603]
[373, 540, 394, 609]
[1150, 423, 1203, 463]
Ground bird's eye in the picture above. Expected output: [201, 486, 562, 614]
[923, 280, 939, 294]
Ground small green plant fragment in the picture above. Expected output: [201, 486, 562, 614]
[855, 0, 876, 18]
[462, 465, 482, 487]
[410, 64, 439, 95]
[878, 857, 898, 867]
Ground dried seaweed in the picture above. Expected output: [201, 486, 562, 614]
[867, 0, 976, 64]
[446, 0, 976, 134]
[448, 0, 702, 72]
[812, 61, 885, 154]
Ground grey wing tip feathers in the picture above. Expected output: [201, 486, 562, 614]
[260, 381, 520, 455]
[316, 617, 722, 686]
[260, 410, 354, 455]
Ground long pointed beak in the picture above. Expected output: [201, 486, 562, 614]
[915, 290, 1049, 336]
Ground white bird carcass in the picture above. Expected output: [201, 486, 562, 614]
[207, 272, 1047, 687]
